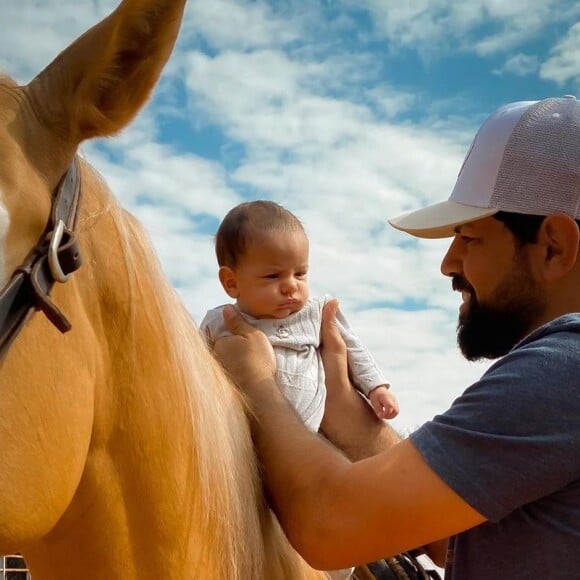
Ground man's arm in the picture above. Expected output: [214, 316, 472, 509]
[319, 300, 447, 566]
[215, 305, 485, 570]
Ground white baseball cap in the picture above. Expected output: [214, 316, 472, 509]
[389, 95, 580, 238]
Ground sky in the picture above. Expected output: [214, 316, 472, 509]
[2, 0, 580, 435]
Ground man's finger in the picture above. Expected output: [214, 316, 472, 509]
[222, 305, 256, 336]
[320, 299, 345, 354]
[321, 298, 339, 323]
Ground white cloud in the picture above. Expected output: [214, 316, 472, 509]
[0, 0, 117, 82]
[174, 31, 487, 435]
[540, 22, 580, 85]
[493, 53, 539, 76]
[367, 87, 417, 118]
[348, 0, 578, 58]
[349, 307, 488, 434]
[182, 0, 302, 51]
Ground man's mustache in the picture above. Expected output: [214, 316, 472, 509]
[452, 275, 475, 294]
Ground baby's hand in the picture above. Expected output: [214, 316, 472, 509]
[368, 385, 399, 420]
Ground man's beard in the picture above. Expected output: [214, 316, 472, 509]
[454, 251, 547, 361]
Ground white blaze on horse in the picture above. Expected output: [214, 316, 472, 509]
[0, 1, 328, 578]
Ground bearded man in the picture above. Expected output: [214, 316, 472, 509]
[215, 96, 580, 580]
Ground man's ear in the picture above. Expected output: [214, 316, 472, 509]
[218, 266, 239, 298]
[537, 214, 580, 281]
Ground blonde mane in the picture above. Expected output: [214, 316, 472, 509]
[102, 186, 266, 576]
[76, 163, 321, 578]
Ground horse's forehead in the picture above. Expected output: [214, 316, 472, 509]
[0, 202, 9, 286]
[0, 79, 18, 285]
[0, 77, 25, 191]
[0, 76, 49, 285]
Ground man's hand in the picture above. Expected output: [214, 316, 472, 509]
[213, 306, 277, 393]
[320, 299, 402, 459]
[319, 299, 350, 392]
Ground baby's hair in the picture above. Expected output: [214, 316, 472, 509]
[215, 200, 305, 267]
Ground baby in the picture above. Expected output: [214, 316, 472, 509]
[201, 200, 398, 431]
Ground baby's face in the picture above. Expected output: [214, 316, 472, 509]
[231, 230, 309, 319]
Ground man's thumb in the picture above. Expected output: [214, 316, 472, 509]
[321, 299, 342, 343]
[320, 298, 347, 359]
[223, 305, 254, 336]
[321, 299, 339, 326]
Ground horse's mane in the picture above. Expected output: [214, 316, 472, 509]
[76, 162, 324, 578]
[79, 162, 271, 577]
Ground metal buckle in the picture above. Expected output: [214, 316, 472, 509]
[48, 220, 71, 283]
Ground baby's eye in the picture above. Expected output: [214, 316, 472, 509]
[295, 271, 307, 279]
[264, 273, 279, 279]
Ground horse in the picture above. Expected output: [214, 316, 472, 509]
[0, 0, 330, 577]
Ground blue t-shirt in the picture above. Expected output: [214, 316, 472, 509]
[411, 314, 580, 579]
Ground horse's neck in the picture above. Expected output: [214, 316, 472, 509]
[23, 167, 326, 579]
[18, 173, 201, 578]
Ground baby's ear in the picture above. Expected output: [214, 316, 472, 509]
[218, 267, 239, 298]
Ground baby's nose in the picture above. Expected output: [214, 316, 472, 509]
[281, 278, 297, 294]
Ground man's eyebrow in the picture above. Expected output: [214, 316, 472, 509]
[454, 223, 476, 235]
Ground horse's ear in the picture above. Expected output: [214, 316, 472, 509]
[26, 0, 186, 143]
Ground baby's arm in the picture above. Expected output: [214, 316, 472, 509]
[368, 385, 399, 420]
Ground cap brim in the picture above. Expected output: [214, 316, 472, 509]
[388, 201, 499, 239]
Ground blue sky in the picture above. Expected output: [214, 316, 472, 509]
[2, 0, 580, 434]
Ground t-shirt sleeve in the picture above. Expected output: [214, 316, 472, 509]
[199, 306, 232, 346]
[198, 311, 215, 345]
[411, 336, 580, 522]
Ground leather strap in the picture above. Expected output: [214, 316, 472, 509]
[355, 553, 442, 580]
[0, 157, 82, 360]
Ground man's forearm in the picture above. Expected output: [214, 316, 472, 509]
[247, 378, 348, 476]
[215, 304, 458, 570]
[320, 382, 401, 459]
[243, 378, 351, 558]
[320, 379, 448, 568]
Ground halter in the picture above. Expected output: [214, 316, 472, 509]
[0, 157, 83, 360]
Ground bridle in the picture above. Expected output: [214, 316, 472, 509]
[0, 157, 83, 360]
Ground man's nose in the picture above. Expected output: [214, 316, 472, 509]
[441, 236, 463, 278]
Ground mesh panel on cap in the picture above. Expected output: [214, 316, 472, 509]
[491, 98, 580, 218]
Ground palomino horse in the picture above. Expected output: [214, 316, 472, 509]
[0, 0, 329, 578]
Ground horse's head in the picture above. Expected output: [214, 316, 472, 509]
[0, 2, 327, 578]
[0, 0, 190, 560]
[0, 0, 192, 554]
